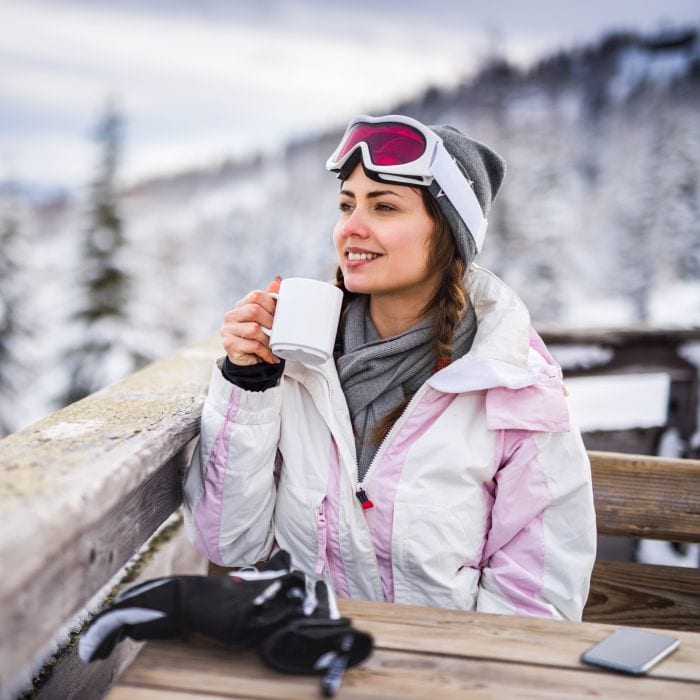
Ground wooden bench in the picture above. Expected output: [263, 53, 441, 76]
[583, 451, 700, 631]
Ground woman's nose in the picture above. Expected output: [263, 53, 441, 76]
[339, 208, 370, 239]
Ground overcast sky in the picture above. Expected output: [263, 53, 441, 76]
[1, 0, 698, 193]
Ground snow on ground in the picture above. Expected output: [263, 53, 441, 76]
[637, 540, 700, 568]
[548, 344, 614, 371]
[559, 296, 638, 328]
[564, 373, 670, 432]
[648, 282, 700, 328]
[561, 283, 700, 329]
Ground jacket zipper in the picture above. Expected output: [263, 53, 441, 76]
[355, 487, 374, 509]
[354, 385, 428, 509]
[306, 362, 428, 512]
[315, 500, 328, 575]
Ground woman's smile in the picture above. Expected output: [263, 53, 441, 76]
[344, 246, 383, 266]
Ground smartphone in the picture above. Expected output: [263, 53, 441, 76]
[581, 628, 680, 675]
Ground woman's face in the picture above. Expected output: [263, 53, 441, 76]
[333, 165, 438, 308]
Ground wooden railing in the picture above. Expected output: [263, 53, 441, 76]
[0, 338, 220, 699]
[1, 333, 698, 697]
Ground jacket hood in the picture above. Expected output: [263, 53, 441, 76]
[428, 266, 547, 394]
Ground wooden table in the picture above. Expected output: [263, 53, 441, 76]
[108, 599, 700, 699]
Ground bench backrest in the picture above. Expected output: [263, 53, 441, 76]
[583, 451, 700, 631]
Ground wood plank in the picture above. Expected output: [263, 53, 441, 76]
[110, 644, 317, 699]
[337, 600, 700, 683]
[588, 451, 700, 541]
[585, 559, 700, 631]
[109, 685, 233, 699]
[110, 639, 700, 700]
[539, 327, 700, 346]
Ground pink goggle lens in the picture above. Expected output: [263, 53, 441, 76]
[337, 122, 427, 166]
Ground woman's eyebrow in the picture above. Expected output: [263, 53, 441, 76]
[367, 189, 403, 199]
[339, 189, 403, 199]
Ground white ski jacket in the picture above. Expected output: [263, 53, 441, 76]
[183, 266, 597, 620]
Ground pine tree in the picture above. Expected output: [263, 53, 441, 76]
[0, 188, 27, 436]
[64, 101, 142, 404]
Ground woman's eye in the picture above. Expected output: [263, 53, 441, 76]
[376, 203, 395, 212]
[338, 201, 353, 212]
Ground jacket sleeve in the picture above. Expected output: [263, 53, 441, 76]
[182, 360, 283, 566]
[476, 425, 597, 621]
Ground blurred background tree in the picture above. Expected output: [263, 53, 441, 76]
[63, 101, 145, 404]
[0, 191, 26, 436]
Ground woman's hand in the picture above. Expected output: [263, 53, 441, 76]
[221, 277, 282, 366]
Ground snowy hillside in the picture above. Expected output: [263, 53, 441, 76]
[2, 26, 700, 434]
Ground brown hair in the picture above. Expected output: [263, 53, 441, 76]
[335, 188, 467, 443]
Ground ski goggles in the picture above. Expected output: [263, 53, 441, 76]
[326, 114, 488, 251]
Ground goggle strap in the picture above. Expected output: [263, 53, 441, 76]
[431, 144, 488, 252]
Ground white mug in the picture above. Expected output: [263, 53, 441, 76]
[262, 278, 343, 365]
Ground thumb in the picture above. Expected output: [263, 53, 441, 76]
[266, 275, 282, 295]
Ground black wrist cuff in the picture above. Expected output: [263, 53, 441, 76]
[221, 356, 285, 391]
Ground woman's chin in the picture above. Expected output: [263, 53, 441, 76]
[339, 269, 364, 291]
[343, 278, 375, 295]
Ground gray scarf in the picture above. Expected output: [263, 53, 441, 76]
[336, 295, 476, 480]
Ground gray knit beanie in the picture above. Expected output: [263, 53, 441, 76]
[427, 125, 506, 266]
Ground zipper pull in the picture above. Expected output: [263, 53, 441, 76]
[355, 487, 374, 510]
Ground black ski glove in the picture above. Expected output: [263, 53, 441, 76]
[79, 550, 305, 662]
[79, 549, 374, 696]
[257, 579, 373, 696]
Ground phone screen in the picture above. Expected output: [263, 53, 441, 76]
[581, 628, 680, 674]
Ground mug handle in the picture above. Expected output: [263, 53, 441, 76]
[260, 292, 278, 337]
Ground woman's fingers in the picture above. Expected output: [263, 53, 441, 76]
[221, 320, 265, 343]
[224, 302, 275, 331]
[224, 336, 278, 366]
[222, 318, 278, 365]
[234, 289, 277, 315]
[222, 282, 281, 366]
[266, 276, 282, 295]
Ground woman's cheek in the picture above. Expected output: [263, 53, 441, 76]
[332, 227, 345, 263]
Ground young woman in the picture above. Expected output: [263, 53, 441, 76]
[183, 115, 597, 621]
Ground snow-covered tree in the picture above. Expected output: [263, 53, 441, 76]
[656, 96, 700, 283]
[0, 188, 29, 436]
[63, 101, 144, 405]
[616, 131, 657, 320]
